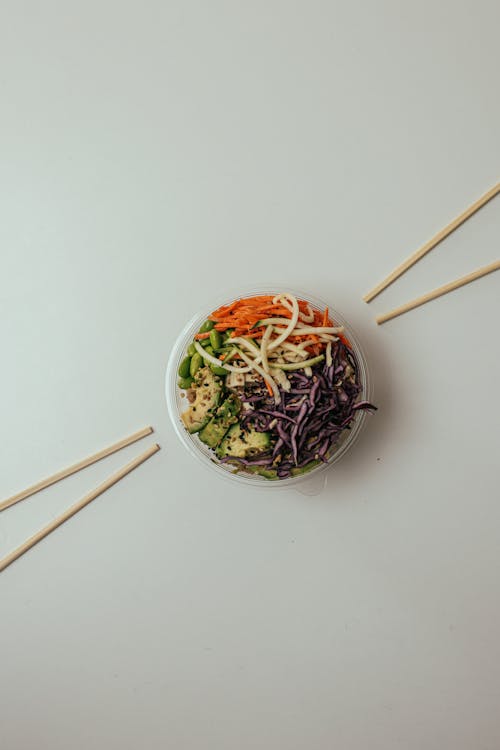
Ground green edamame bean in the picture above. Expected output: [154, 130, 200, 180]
[200, 338, 212, 348]
[178, 376, 193, 389]
[178, 356, 191, 378]
[187, 343, 196, 357]
[210, 364, 227, 376]
[190, 352, 203, 377]
[209, 329, 222, 349]
[198, 319, 215, 333]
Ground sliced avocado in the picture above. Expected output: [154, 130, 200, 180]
[181, 367, 223, 434]
[250, 466, 278, 480]
[228, 463, 277, 480]
[198, 393, 241, 447]
[257, 468, 278, 479]
[197, 393, 241, 447]
[244, 460, 319, 480]
[199, 418, 231, 448]
[217, 423, 271, 459]
[215, 393, 241, 420]
[290, 460, 321, 476]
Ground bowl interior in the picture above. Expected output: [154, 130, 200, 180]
[165, 289, 372, 488]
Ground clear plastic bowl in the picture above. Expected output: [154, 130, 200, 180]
[165, 287, 373, 491]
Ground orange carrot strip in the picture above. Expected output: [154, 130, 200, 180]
[194, 332, 211, 340]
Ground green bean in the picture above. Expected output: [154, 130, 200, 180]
[198, 319, 214, 333]
[190, 352, 203, 377]
[187, 343, 196, 357]
[178, 376, 193, 389]
[178, 356, 191, 378]
[209, 329, 222, 349]
[210, 364, 227, 376]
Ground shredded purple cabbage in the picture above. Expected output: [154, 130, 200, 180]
[231, 340, 376, 478]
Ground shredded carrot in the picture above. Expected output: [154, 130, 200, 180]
[205, 295, 348, 351]
[265, 380, 273, 397]
[194, 332, 211, 340]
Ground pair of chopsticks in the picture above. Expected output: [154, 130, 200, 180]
[0, 427, 160, 573]
[364, 182, 500, 323]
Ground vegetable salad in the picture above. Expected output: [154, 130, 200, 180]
[178, 293, 376, 480]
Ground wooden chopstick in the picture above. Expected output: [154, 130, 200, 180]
[0, 426, 153, 513]
[364, 182, 500, 303]
[0, 443, 160, 573]
[376, 260, 500, 324]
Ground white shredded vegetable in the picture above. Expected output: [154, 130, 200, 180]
[296, 339, 319, 349]
[298, 303, 315, 323]
[193, 340, 251, 373]
[268, 294, 299, 350]
[290, 325, 344, 336]
[257, 317, 292, 326]
[270, 367, 291, 391]
[278, 341, 309, 355]
[230, 336, 262, 359]
[260, 325, 274, 373]
[326, 341, 332, 367]
[274, 296, 315, 323]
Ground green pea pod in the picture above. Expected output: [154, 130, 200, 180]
[209, 329, 222, 349]
[190, 352, 203, 377]
[187, 343, 196, 357]
[198, 319, 215, 333]
[178, 356, 191, 378]
[210, 364, 227, 376]
[178, 376, 193, 389]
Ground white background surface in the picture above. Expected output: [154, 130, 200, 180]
[1, 3, 499, 749]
